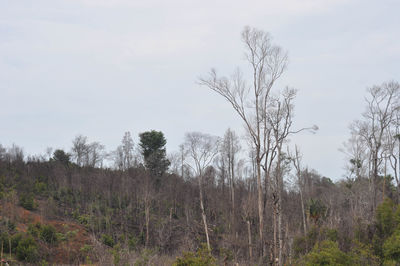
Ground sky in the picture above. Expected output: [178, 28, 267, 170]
[1, 0, 399, 180]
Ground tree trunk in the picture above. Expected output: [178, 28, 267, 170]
[199, 175, 211, 250]
[273, 206, 277, 264]
[278, 196, 283, 266]
[247, 220, 252, 260]
[299, 186, 307, 235]
[145, 199, 150, 248]
[256, 154, 264, 255]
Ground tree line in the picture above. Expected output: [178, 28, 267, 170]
[0, 26, 400, 265]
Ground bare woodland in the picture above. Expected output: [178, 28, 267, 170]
[1, 26, 400, 265]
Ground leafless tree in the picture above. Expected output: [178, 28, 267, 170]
[0, 144, 6, 161]
[267, 88, 316, 265]
[220, 129, 241, 237]
[348, 81, 400, 209]
[71, 135, 89, 166]
[183, 132, 220, 250]
[288, 145, 307, 236]
[199, 26, 288, 256]
[86, 141, 106, 168]
[121, 131, 135, 169]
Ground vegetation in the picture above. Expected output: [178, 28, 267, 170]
[0, 26, 399, 265]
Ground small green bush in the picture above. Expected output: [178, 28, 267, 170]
[19, 193, 37, 210]
[34, 181, 48, 196]
[128, 235, 139, 250]
[40, 224, 58, 244]
[101, 234, 114, 247]
[28, 222, 42, 237]
[173, 244, 216, 266]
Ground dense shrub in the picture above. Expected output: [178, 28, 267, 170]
[350, 241, 379, 266]
[16, 235, 39, 263]
[40, 224, 58, 244]
[19, 193, 36, 210]
[173, 244, 216, 266]
[28, 222, 42, 237]
[101, 234, 114, 247]
[300, 240, 351, 266]
[383, 229, 400, 263]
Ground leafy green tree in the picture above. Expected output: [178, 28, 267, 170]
[139, 130, 170, 176]
[52, 149, 71, 165]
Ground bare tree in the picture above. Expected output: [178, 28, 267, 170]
[199, 26, 288, 255]
[71, 135, 89, 166]
[341, 134, 369, 180]
[121, 131, 134, 170]
[183, 132, 220, 250]
[86, 141, 106, 168]
[288, 145, 307, 236]
[220, 129, 241, 240]
[267, 88, 316, 265]
[0, 144, 6, 162]
[348, 81, 400, 209]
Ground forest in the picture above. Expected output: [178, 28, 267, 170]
[1, 27, 400, 265]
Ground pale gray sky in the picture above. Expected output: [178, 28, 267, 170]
[1, 0, 399, 179]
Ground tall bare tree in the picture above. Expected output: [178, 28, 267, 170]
[199, 26, 288, 255]
[288, 145, 307, 236]
[183, 132, 220, 250]
[121, 131, 135, 170]
[220, 129, 241, 236]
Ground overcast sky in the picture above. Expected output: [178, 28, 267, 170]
[1, 0, 399, 180]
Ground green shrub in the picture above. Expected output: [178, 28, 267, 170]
[376, 198, 396, 238]
[34, 181, 48, 196]
[101, 234, 114, 247]
[112, 244, 121, 265]
[11, 232, 23, 251]
[19, 193, 37, 210]
[78, 214, 90, 226]
[300, 240, 352, 266]
[40, 224, 58, 244]
[325, 228, 338, 242]
[80, 244, 93, 253]
[65, 229, 78, 241]
[383, 229, 400, 263]
[16, 235, 39, 263]
[28, 222, 42, 237]
[350, 240, 379, 266]
[128, 236, 139, 250]
[173, 244, 216, 266]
